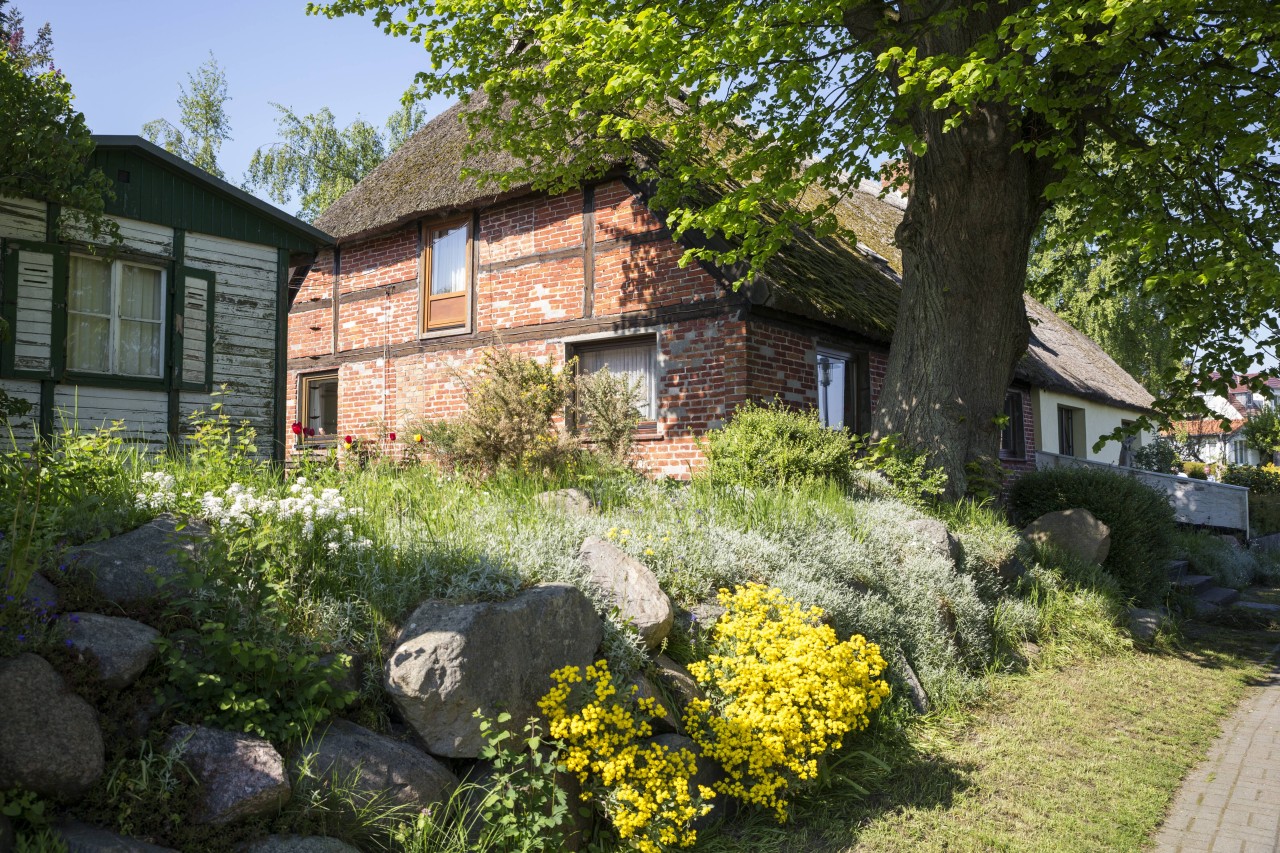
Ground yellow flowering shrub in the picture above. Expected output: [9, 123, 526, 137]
[683, 583, 891, 821]
[538, 660, 713, 852]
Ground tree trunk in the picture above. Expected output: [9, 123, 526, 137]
[870, 2, 1050, 499]
[874, 112, 1042, 497]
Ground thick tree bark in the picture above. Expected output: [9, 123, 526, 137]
[869, 3, 1050, 497]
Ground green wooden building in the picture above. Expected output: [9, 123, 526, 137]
[0, 135, 331, 459]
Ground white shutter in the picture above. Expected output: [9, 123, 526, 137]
[181, 274, 209, 386]
[13, 247, 56, 374]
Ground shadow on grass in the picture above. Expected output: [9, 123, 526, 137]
[696, 716, 977, 853]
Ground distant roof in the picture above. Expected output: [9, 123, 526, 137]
[313, 102, 1156, 410]
[1172, 417, 1245, 437]
[92, 135, 332, 250]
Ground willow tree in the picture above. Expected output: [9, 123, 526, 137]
[310, 0, 1280, 495]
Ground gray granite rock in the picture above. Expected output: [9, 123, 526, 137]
[1022, 508, 1111, 565]
[67, 613, 160, 688]
[22, 572, 59, 610]
[54, 820, 177, 852]
[580, 536, 673, 650]
[65, 515, 208, 605]
[294, 720, 457, 811]
[534, 488, 594, 516]
[0, 654, 103, 799]
[241, 836, 360, 853]
[905, 517, 963, 567]
[1128, 607, 1165, 642]
[167, 726, 290, 825]
[387, 584, 602, 757]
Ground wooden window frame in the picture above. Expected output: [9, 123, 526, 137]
[1000, 391, 1025, 459]
[67, 254, 167, 380]
[569, 334, 661, 435]
[419, 215, 473, 336]
[296, 370, 340, 445]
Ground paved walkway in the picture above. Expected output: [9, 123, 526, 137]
[1153, 656, 1280, 853]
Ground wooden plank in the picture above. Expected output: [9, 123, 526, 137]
[63, 215, 174, 258]
[12, 247, 55, 373]
[1033, 451, 1250, 532]
[0, 378, 40, 444]
[0, 197, 46, 241]
[51, 384, 169, 445]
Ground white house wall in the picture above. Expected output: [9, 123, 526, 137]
[1032, 388, 1154, 464]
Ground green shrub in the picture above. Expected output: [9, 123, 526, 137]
[1008, 467, 1176, 603]
[1251, 493, 1280, 537]
[1223, 463, 1280, 494]
[427, 350, 578, 474]
[1181, 461, 1208, 480]
[576, 368, 643, 464]
[703, 399, 855, 490]
[853, 433, 949, 506]
[1132, 438, 1178, 473]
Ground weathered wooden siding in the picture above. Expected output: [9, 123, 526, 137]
[1034, 451, 1250, 532]
[53, 385, 168, 446]
[184, 232, 279, 453]
[0, 378, 40, 443]
[63, 215, 174, 259]
[0, 197, 46, 241]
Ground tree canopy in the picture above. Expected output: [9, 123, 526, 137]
[142, 52, 232, 179]
[310, 0, 1280, 494]
[244, 96, 427, 222]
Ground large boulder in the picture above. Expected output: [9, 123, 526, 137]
[53, 820, 178, 852]
[0, 654, 103, 798]
[293, 720, 457, 812]
[23, 572, 60, 610]
[67, 613, 160, 689]
[534, 488, 594, 516]
[241, 836, 360, 853]
[579, 537, 673, 650]
[651, 655, 704, 713]
[387, 584, 603, 758]
[168, 726, 290, 825]
[1253, 532, 1280, 552]
[630, 673, 678, 735]
[904, 518, 963, 567]
[65, 515, 208, 605]
[1021, 508, 1111, 565]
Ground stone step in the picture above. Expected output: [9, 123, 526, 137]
[1166, 559, 1191, 581]
[1234, 600, 1280, 615]
[1174, 574, 1214, 595]
[1199, 586, 1241, 608]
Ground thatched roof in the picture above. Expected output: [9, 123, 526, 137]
[318, 102, 1155, 412]
[315, 100, 529, 244]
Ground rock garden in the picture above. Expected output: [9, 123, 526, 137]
[3, 379, 1279, 852]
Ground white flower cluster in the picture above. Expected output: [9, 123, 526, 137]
[198, 477, 372, 552]
[135, 471, 178, 512]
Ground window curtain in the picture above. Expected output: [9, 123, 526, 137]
[579, 343, 657, 419]
[431, 225, 468, 295]
[67, 256, 111, 371]
[117, 265, 163, 377]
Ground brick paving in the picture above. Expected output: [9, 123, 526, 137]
[1153, 657, 1280, 853]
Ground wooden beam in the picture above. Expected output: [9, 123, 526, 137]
[583, 185, 596, 318]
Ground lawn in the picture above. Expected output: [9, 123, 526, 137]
[700, 624, 1276, 853]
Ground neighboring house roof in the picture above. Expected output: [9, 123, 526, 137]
[1172, 417, 1245, 438]
[91, 135, 332, 251]
[315, 102, 1156, 411]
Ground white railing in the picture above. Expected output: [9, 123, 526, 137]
[1034, 451, 1250, 533]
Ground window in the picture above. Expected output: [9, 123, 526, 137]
[298, 372, 339, 442]
[816, 349, 850, 429]
[1231, 439, 1250, 465]
[422, 218, 471, 332]
[1000, 391, 1024, 458]
[67, 255, 165, 378]
[573, 338, 658, 423]
[1058, 405, 1084, 457]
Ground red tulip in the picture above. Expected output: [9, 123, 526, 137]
[291, 422, 302, 436]
[389, 432, 397, 441]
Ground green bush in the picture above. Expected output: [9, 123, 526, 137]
[1180, 461, 1208, 480]
[1172, 530, 1255, 589]
[1133, 438, 1178, 474]
[703, 399, 856, 490]
[1008, 467, 1176, 603]
[576, 368, 644, 464]
[1250, 492, 1280, 537]
[853, 433, 949, 506]
[1223, 463, 1280, 494]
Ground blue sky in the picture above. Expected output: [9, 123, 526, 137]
[36, 0, 455, 210]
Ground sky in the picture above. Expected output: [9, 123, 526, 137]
[35, 0, 456, 215]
